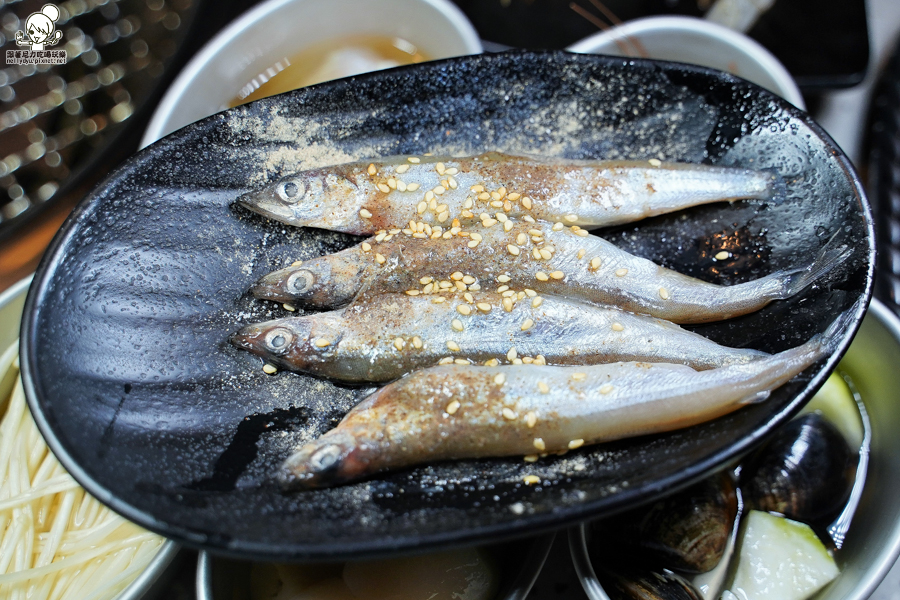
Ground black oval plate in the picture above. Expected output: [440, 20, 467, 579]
[20, 51, 873, 561]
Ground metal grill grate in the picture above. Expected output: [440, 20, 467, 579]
[0, 0, 197, 231]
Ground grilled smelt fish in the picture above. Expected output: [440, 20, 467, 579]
[279, 311, 847, 489]
[253, 220, 848, 324]
[230, 292, 768, 382]
[236, 153, 782, 235]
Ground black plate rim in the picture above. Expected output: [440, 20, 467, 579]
[19, 50, 875, 560]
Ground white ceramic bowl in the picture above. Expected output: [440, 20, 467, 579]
[567, 16, 804, 110]
[141, 0, 481, 146]
[569, 299, 900, 600]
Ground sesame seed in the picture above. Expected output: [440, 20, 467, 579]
[611, 322, 624, 331]
[535, 272, 549, 281]
[463, 293, 475, 303]
[502, 290, 516, 297]
[531, 297, 543, 308]
[451, 271, 463, 281]
[451, 319, 464, 331]
[568, 439, 585, 450]
[375, 253, 386, 264]
[502, 408, 517, 420]
[361, 242, 372, 252]
[455, 281, 467, 291]
[425, 190, 435, 202]
[315, 338, 331, 347]
[523, 215, 536, 223]
[497, 285, 510, 293]
[396, 164, 410, 174]
[283, 303, 296, 311]
[436, 204, 448, 213]
[483, 218, 498, 227]
[291, 260, 303, 266]
[615, 268, 628, 277]
[600, 384, 614, 394]
[525, 412, 537, 427]
[455, 358, 470, 365]
[478, 192, 491, 201]
[484, 358, 499, 366]
[263, 364, 278, 374]
[508, 192, 521, 201]
[715, 251, 729, 260]
[496, 275, 510, 283]
[446, 168, 458, 175]
[649, 158, 662, 166]
[405, 290, 420, 296]
[502, 297, 514, 312]
[413, 336, 423, 348]
[572, 372, 587, 381]
[590, 257, 602, 269]
[359, 208, 373, 219]
[458, 275, 474, 285]
[407, 182, 421, 191]
[523, 475, 541, 485]
[477, 302, 492, 313]
[524, 288, 537, 297]
[528, 229, 543, 237]
[448, 177, 458, 189]
[517, 291, 526, 300]
[387, 178, 397, 189]
[375, 233, 387, 242]
[522, 197, 533, 209]
[659, 287, 670, 300]
[377, 183, 390, 193]
[490, 200, 504, 208]
[467, 240, 479, 248]
[438, 211, 451, 223]
[490, 191, 501, 201]
[436, 162, 446, 174]
[565, 214, 578, 223]
[538, 381, 549, 394]
[507, 244, 521, 256]
[532, 248, 542, 260]
[524, 455, 539, 463]
[367, 163, 377, 175]
[534, 355, 546, 365]
[507, 347, 517, 361]
[439, 357, 454, 365]
[533, 438, 546, 451]
[419, 276, 433, 285]
[503, 220, 514, 232]
[393, 337, 405, 350]
[407, 156, 420, 163]
[471, 184, 485, 192]
[521, 318, 535, 331]
[447, 340, 460, 351]
[423, 283, 435, 293]
[457, 305, 472, 316]
[460, 210, 474, 219]
[495, 212, 508, 222]
[439, 280, 452, 289]
[539, 248, 553, 260]
[494, 373, 506, 385]
[552, 222, 564, 231]
[446, 400, 460, 415]
[416, 201, 427, 214]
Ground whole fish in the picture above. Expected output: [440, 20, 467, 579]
[236, 153, 782, 235]
[252, 220, 847, 324]
[230, 291, 768, 382]
[279, 311, 845, 489]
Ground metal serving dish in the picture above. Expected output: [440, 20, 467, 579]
[19, 50, 872, 561]
[196, 533, 554, 600]
[0, 278, 182, 600]
[569, 299, 900, 600]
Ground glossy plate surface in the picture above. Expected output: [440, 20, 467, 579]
[20, 51, 873, 560]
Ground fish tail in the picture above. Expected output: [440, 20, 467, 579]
[781, 234, 852, 298]
[761, 169, 787, 204]
[820, 296, 866, 355]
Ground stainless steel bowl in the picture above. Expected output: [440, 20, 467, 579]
[0, 277, 183, 600]
[197, 534, 554, 600]
[569, 299, 900, 600]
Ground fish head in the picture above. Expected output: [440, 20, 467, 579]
[230, 316, 341, 370]
[235, 168, 361, 229]
[252, 260, 332, 305]
[279, 432, 371, 489]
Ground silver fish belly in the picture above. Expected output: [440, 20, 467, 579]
[279, 324, 832, 489]
[231, 291, 768, 382]
[236, 153, 782, 235]
[252, 220, 845, 324]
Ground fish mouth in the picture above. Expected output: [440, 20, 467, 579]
[279, 435, 360, 490]
[233, 191, 295, 222]
[229, 323, 268, 353]
[251, 271, 295, 303]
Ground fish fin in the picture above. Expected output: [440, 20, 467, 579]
[782, 234, 853, 298]
[739, 390, 770, 405]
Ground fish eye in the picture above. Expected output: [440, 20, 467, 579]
[309, 444, 342, 473]
[277, 179, 305, 203]
[286, 270, 315, 294]
[264, 328, 294, 354]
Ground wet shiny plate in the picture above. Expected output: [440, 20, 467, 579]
[20, 51, 873, 561]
